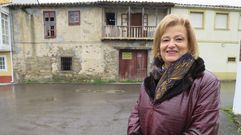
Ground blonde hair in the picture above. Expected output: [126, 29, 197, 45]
[152, 14, 199, 59]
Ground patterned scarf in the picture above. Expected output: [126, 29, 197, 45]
[154, 53, 194, 101]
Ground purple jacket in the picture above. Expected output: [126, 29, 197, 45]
[128, 58, 220, 135]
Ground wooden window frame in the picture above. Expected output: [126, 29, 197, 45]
[68, 10, 80, 26]
[43, 11, 56, 39]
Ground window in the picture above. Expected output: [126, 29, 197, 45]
[1, 13, 9, 45]
[68, 11, 80, 25]
[61, 57, 72, 71]
[215, 13, 229, 30]
[227, 57, 236, 62]
[190, 11, 204, 29]
[0, 56, 6, 71]
[43, 11, 56, 38]
[121, 14, 127, 26]
[239, 14, 241, 30]
[106, 12, 116, 25]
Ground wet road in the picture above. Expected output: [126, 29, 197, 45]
[0, 81, 239, 135]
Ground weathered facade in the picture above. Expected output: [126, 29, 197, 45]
[9, 2, 173, 82]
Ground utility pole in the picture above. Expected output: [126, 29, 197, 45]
[233, 40, 241, 114]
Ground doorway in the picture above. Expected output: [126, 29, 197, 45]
[119, 50, 147, 80]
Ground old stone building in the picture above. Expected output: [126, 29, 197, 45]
[9, 1, 174, 82]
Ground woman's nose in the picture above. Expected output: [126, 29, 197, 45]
[167, 39, 176, 47]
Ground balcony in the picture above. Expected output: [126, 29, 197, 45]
[102, 25, 156, 40]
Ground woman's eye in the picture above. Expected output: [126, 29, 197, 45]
[176, 38, 184, 42]
[161, 39, 169, 42]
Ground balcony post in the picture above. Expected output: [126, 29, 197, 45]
[142, 7, 144, 37]
[128, 6, 131, 37]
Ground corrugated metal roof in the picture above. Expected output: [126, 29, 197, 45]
[8, 0, 175, 7]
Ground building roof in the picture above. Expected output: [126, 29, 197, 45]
[12, 0, 38, 4]
[8, 0, 175, 8]
[7, 0, 241, 8]
[0, 0, 11, 5]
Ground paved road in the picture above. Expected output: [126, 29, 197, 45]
[0, 82, 239, 135]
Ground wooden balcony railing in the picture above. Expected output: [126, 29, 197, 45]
[102, 25, 156, 39]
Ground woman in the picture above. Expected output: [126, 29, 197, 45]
[127, 14, 220, 135]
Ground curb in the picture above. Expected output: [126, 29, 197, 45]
[0, 83, 14, 86]
[222, 108, 241, 133]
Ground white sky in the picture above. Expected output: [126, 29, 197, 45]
[13, 0, 241, 7]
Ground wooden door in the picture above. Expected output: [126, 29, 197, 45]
[135, 51, 147, 80]
[131, 13, 142, 26]
[130, 13, 142, 37]
[119, 50, 147, 80]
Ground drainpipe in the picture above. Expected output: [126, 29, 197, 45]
[9, 8, 14, 83]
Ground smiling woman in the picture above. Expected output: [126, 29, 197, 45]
[159, 24, 189, 67]
[127, 14, 220, 135]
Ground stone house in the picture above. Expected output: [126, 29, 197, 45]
[9, 1, 174, 82]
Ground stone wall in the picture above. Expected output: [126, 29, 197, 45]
[13, 42, 119, 82]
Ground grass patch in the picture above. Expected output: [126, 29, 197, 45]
[221, 107, 241, 134]
[117, 80, 142, 83]
[19, 78, 143, 84]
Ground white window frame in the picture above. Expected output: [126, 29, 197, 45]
[190, 11, 204, 29]
[214, 12, 229, 30]
[0, 12, 10, 46]
[0, 55, 7, 72]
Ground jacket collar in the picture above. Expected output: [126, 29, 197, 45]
[144, 57, 205, 103]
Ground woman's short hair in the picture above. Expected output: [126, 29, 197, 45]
[152, 14, 199, 59]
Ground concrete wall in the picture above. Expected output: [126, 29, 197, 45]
[171, 7, 241, 80]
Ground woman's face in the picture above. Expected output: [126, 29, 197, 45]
[160, 24, 189, 66]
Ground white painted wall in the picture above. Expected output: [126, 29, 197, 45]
[171, 7, 241, 78]
[199, 43, 239, 72]
[233, 62, 241, 114]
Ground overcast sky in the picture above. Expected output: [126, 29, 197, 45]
[12, 0, 241, 7]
